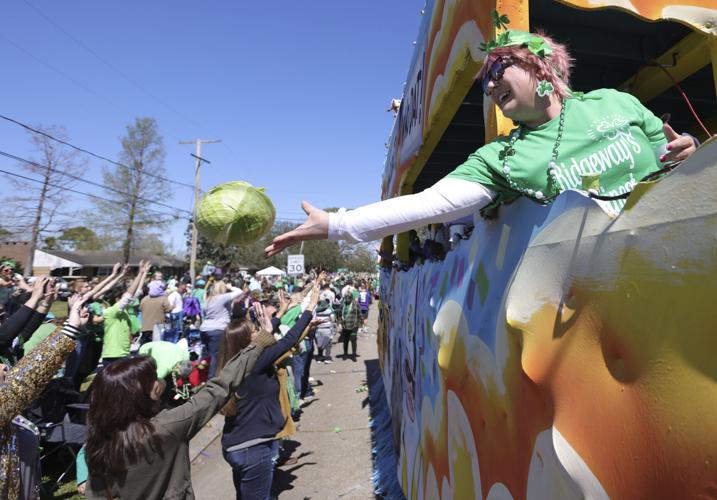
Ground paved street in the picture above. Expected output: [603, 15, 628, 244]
[191, 305, 380, 499]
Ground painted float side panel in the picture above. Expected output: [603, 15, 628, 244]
[378, 139, 717, 499]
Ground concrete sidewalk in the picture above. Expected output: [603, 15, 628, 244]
[191, 305, 379, 499]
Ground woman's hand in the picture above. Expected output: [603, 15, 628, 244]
[308, 272, 325, 310]
[30, 275, 49, 301]
[264, 201, 329, 257]
[277, 289, 289, 314]
[661, 123, 697, 164]
[138, 260, 151, 275]
[42, 278, 59, 306]
[252, 302, 274, 333]
[15, 274, 33, 292]
[67, 293, 89, 328]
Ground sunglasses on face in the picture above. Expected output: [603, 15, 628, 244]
[482, 59, 512, 95]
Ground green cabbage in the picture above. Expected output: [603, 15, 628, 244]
[195, 181, 276, 245]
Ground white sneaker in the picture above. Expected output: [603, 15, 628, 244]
[324, 359, 333, 364]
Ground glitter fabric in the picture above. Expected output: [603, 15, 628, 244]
[0, 326, 77, 499]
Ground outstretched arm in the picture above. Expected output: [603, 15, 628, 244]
[264, 178, 494, 256]
[0, 293, 89, 426]
[252, 273, 323, 371]
[0, 276, 50, 347]
[157, 344, 263, 440]
[113, 261, 149, 311]
[125, 261, 149, 300]
[86, 263, 126, 301]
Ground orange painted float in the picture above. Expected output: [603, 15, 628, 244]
[375, 1, 717, 498]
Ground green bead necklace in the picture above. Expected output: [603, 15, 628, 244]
[500, 99, 566, 204]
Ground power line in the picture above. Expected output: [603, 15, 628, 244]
[0, 32, 132, 118]
[3, 7, 246, 172]
[0, 113, 197, 191]
[21, 0, 207, 135]
[0, 150, 192, 215]
[0, 167, 188, 222]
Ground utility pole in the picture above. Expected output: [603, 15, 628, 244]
[179, 138, 221, 285]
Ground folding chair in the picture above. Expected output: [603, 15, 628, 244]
[27, 378, 87, 496]
[38, 403, 88, 496]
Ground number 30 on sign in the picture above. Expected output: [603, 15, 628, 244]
[287, 254, 305, 276]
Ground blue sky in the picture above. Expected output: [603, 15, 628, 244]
[1, 1, 424, 253]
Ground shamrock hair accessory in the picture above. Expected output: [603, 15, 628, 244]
[479, 10, 553, 59]
[536, 79, 555, 97]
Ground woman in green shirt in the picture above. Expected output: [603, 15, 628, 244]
[264, 20, 699, 256]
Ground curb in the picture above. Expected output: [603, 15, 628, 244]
[189, 414, 224, 463]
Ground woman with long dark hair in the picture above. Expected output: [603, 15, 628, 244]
[217, 275, 322, 500]
[84, 330, 270, 499]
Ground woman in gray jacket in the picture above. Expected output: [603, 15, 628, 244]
[85, 335, 271, 499]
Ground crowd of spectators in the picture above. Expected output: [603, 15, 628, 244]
[0, 257, 378, 499]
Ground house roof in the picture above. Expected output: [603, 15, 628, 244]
[0, 242, 31, 265]
[41, 250, 186, 268]
[34, 250, 83, 269]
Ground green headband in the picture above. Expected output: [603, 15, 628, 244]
[479, 11, 553, 59]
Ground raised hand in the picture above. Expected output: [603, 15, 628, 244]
[43, 278, 59, 305]
[308, 274, 323, 310]
[112, 262, 122, 275]
[67, 293, 89, 328]
[264, 201, 329, 257]
[278, 289, 289, 311]
[31, 275, 50, 300]
[252, 302, 274, 333]
[661, 123, 697, 165]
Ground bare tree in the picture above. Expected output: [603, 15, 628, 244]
[92, 117, 174, 263]
[3, 125, 86, 274]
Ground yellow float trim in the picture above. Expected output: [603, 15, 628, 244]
[618, 30, 711, 104]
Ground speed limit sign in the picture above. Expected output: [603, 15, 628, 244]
[287, 254, 305, 276]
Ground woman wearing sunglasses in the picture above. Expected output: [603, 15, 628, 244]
[264, 19, 699, 257]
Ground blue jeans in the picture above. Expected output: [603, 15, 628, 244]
[223, 440, 279, 500]
[201, 329, 224, 379]
[165, 312, 184, 342]
[291, 339, 314, 399]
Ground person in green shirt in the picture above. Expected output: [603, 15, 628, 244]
[139, 341, 190, 380]
[263, 17, 700, 256]
[100, 261, 151, 364]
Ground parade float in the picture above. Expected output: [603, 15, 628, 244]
[373, 0, 717, 498]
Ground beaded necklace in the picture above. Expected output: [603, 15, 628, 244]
[500, 99, 566, 204]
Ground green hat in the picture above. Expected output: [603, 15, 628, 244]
[479, 11, 552, 59]
[0, 259, 17, 270]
